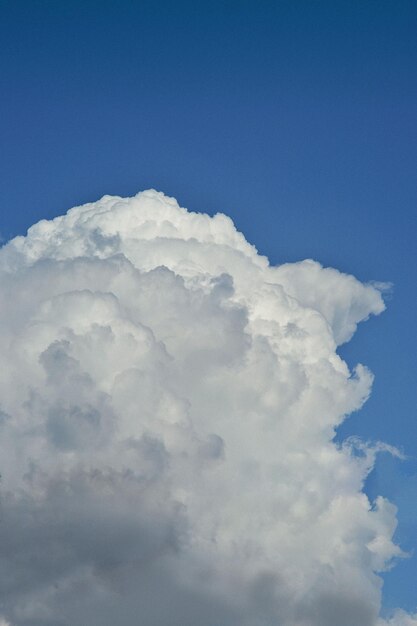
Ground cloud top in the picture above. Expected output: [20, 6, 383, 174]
[0, 190, 408, 625]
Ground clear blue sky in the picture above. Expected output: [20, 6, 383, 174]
[1, 0, 416, 613]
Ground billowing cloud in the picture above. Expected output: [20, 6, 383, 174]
[0, 190, 411, 625]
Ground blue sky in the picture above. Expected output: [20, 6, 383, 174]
[1, 0, 416, 614]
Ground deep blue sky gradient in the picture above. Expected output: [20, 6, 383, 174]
[1, 0, 416, 614]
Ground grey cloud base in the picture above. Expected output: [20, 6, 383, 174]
[0, 190, 413, 625]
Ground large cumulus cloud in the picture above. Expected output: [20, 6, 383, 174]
[0, 190, 413, 625]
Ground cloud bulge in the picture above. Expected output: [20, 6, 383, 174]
[0, 190, 413, 625]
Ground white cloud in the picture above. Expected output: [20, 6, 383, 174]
[380, 611, 417, 626]
[0, 189, 412, 625]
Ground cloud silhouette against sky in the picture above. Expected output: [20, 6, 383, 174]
[0, 190, 414, 626]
